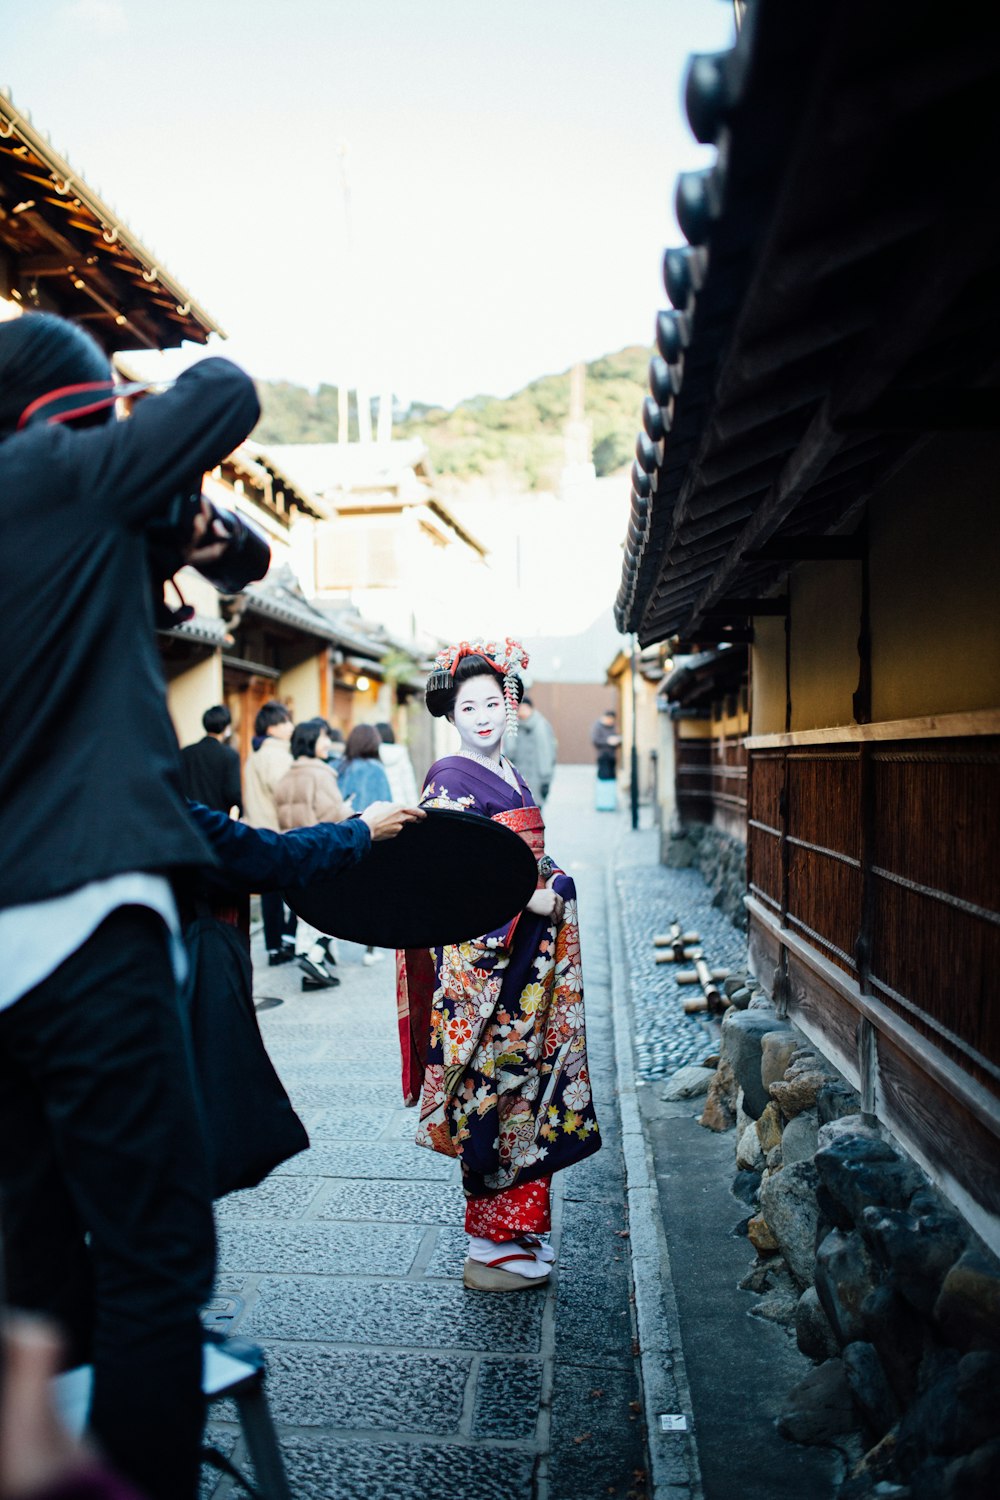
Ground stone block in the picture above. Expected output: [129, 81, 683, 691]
[747, 1213, 779, 1253]
[699, 1055, 737, 1132]
[861, 1283, 924, 1406]
[473, 1356, 543, 1438]
[815, 1229, 878, 1347]
[242, 1275, 544, 1353]
[816, 1114, 884, 1151]
[817, 1079, 862, 1124]
[736, 1122, 764, 1171]
[214, 1175, 324, 1224]
[861, 1202, 967, 1315]
[940, 1440, 1000, 1500]
[761, 1029, 801, 1093]
[728, 986, 751, 1009]
[721, 1009, 791, 1118]
[731, 1168, 762, 1207]
[246, 1345, 472, 1433]
[750, 1283, 800, 1326]
[796, 1285, 839, 1362]
[781, 1110, 819, 1166]
[755, 1100, 784, 1154]
[269, 1436, 536, 1500]
[842, 1340, 899, 1439]
[548, 1361, 649, 1500]
[759, 1160, 821, 1288]
[896, 1362, 961, 1469]
[216, 1222, 423, 1279]
[954, 1350, 1000, 1450]
[746, 992, 776, 1011]
[777, 1357, 858, 1444]
[314, 1179, 464, 1225]
[814, 1131, 910, 1221]
[934, 1247, 1000, 1352]
[770, 1061, 829, 1119]
[661, 1063, 715, 1101]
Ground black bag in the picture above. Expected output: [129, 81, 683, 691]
[183, 911, 309, 1197]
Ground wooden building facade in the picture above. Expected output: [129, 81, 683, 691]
[615, 2, 1000, 1252]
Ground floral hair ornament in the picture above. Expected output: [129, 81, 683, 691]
[430, 637, 530, 741]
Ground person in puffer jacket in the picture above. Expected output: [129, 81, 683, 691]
[274, 721, 348, 988]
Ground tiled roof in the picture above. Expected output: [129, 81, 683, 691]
[0, 91, 220, 351]
[616, 0, 1000, 646]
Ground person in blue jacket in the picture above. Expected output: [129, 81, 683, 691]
[336, 725, 394, 964]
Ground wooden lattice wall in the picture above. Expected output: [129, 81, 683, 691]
[746, 730, 1000, 1247]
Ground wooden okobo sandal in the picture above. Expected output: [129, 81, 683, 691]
[462, 1250, 551, 1292]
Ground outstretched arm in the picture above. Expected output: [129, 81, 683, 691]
[189, 801, 371, 893]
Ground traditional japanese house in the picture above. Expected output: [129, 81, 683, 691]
[0, 90, 218, 349]
[616, 1, 1000, 1253]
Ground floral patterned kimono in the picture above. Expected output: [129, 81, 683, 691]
[396, 754, 601, 1239]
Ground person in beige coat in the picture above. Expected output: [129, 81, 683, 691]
[243, 701, 296, 963]
[275, 720, 348, 989]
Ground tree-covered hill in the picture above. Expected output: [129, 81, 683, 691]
[254, 345, 651, 491]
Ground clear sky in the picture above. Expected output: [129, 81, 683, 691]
[3, 0, 735, 406]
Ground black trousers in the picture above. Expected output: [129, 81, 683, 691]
[260, 888, 296, 952]
[0, 906, 216, 1500]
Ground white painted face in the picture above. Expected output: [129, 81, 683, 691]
[451, 673, 506, 759]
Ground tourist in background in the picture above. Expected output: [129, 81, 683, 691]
[274, 721, 348, 989]
[180, 704, 242, 816]
[242, 700, 297, 964]
[507, 695, 557, 806]
[376, 721, 418, 805]
[337, 725, 393, 965]
[591, 708, 621, 812]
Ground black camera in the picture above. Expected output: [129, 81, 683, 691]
[147, 484, 271, 628]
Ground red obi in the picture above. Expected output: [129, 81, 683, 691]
[493, 805, 546, 885]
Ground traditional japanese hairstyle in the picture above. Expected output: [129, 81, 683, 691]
[425, 637, 529, 741]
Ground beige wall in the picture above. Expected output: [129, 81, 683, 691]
[168, 655, 224, 748]
[676, 718, 713, 740]
[870, 434, 1000, 720]
[750, 616, 788, 735]
[747, 433, 1000, 734]
[790, 562, 863, 731]
[280, 655, 325, 725]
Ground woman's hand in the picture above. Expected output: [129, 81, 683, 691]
[360, 802, 426, 841]
[527, 887, 564, 923]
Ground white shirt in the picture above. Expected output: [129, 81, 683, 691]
[0, 873, 186, 1014]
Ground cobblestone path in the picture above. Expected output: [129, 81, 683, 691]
[615, 828, 748, 1085]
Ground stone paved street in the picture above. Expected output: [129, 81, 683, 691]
[203, 767, 654, 1500]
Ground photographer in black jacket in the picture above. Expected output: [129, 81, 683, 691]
[0, 313, 261, 1500]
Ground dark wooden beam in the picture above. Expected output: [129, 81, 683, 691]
[835, 389, 1000, 432]
[742, 536, 864, 561]
[17, 254, 76, 276]
[702, 597, 788, 617]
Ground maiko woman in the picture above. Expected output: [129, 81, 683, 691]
[396, 639, 600, 1291]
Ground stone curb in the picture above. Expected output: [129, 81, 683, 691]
[607, 860, 704, 1500]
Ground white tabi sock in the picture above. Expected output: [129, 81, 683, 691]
[467, 1235, 550, 1278]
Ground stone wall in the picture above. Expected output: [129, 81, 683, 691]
[697, 982, 1000, 1499]
[661, 819, 747, 931]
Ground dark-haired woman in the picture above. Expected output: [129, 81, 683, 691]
[337, 725, 393, 966]
[397, 639, 601, 1292]
[275, 721, 347, 988]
